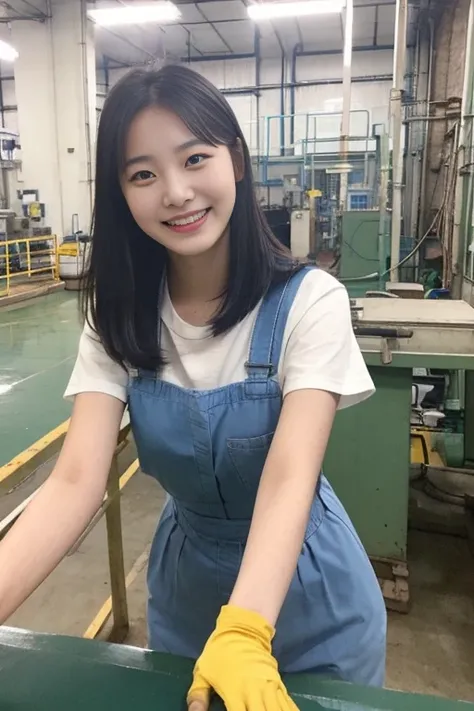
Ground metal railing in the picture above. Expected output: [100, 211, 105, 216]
[0, 420, 140, 643]
[0, 235, 59, 298]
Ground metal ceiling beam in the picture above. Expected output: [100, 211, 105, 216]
[0, 0, 42, 20]
[239, 0, 285, 55]
[174, 0, 395, 4]
[100, 25, 159, 62]
[11, 0, 48, 17]
[295, 18, 304, 48]
[194, 2, 234, 52]
[0, 14, 44, 20]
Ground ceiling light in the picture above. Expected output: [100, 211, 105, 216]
[88, 2, 181, 26]
[0, 40, 18, 62]
[247, 0, 345, 20]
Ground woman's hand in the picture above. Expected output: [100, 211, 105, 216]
[187, 605, 298, 711]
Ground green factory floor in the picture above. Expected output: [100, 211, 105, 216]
[1, 293, 474, 704]
[0, 290, 79, 466]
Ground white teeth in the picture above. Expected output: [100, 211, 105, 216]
[168, 210, 207, 226]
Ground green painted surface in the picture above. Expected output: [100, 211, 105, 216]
[0, 627, 472, 711]
[324, 367, 412, 561]
[0, 292, 80, 466]
[339, 211, 387, 298]
[466, 371, 474, 465]
[364, 352, 474, 371]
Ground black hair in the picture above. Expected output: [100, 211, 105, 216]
[82, 63, 299, 371]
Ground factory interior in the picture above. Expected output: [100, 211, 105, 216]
[0, 0, 474, 709]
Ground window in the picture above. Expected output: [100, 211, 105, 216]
[349, 193, 368, 210]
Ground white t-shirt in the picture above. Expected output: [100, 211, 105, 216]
[64, 269, 374, 409]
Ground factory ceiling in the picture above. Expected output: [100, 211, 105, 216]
[0, 0, 401, 67]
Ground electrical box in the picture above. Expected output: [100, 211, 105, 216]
[290, 208, 311, 259]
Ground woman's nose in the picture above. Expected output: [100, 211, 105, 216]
[162, 172, 195, 208]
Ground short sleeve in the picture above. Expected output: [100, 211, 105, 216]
[279, 270, 375, 409]
[64, 320, 128, 403]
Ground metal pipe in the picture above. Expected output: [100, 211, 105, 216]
[404, 115, 449, 122]
[280, 50, 285, 156]
[339, 0, 354, 211]
[389, 0, 409, 282]
[296, 43, 394, 56]
[217, 73, 392, 93]
[418, 16, 434, 238]
[80, 0, 94, 224]
[0, 67, 4, 129]
[103, 55, 110, 93]
[452, 0, 474, 294]
[406, 11, 421, 241]
[254, 27, 261, 158]
[378, 129, 390, 283]
[290, 44, 301, 150]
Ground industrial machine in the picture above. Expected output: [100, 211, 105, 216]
[1, 626, 472, 710]
[323, 297, 474, 611]
[0, 132, 55, 281]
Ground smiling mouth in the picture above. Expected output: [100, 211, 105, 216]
[164, 208, 210, 227]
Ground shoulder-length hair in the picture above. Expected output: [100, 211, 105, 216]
[82, 63, 298, 371]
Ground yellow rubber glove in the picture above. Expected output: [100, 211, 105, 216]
[187, 604, 298, 711]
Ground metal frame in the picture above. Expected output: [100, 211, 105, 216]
[0, 235, 59, 298]
[0, 420, 140, 644]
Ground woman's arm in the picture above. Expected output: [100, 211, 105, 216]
[229, 388, 338, 625]
[0, 392, 124, 623]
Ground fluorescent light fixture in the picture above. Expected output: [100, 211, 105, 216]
[0, 40, 18, 62]
[247, 0, 345, 20]
[88, 2, 181, 26]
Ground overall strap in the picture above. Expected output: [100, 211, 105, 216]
[246, 266, 314, 383]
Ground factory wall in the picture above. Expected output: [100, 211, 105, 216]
[425, 0, 470, 222]
[96, 50, 393, 156]
[0, 46, 392, 239]
[0, 5, 96, 241]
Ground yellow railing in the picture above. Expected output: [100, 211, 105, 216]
[0, 235, 59, 298]
[0, 421, 140, 643]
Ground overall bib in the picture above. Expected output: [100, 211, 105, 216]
[127, 267, 387, 687]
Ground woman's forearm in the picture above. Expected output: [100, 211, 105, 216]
[229, 468, 316, 625]
[230, 389, 339, 626]
[0, 474, 105, 624]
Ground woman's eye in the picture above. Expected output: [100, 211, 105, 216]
[186, 154, 208, 167]
[131, 170, 154, 182]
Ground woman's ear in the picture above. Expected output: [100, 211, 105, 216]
[232, 138, 245, 183]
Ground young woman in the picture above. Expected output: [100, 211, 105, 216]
[0, 65, 387, 710]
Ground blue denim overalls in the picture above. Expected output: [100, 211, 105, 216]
[127, 267, 387, 687]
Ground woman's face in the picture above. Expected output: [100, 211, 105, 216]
[121, 106, 238, 257]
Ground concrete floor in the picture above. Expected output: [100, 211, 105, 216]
[3, 463, 474, 704]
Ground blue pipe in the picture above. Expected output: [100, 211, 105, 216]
[290, 44, 302, 150]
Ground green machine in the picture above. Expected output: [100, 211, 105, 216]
[339, 210, 389, 298]
[323, 297, 474, 610]
[1, 626, 473, 710]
